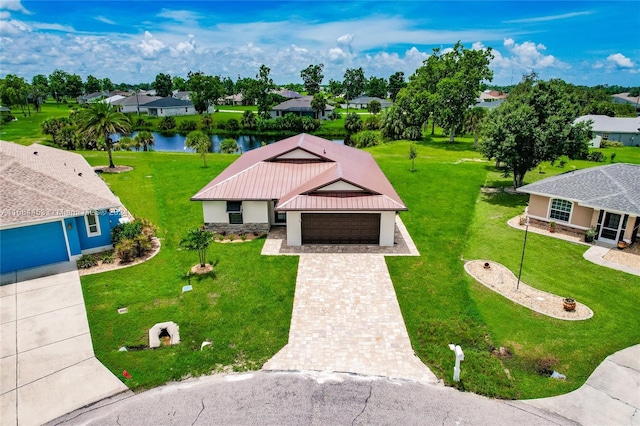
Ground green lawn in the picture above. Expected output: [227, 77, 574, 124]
[375, 137, 640, 398]
[80, 151, 298, 390]
[0, 101, 75, 145]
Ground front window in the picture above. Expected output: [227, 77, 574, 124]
[549, 199, 572, 222]
[227, 201, 243, 224]
[85, 211, 101, 236]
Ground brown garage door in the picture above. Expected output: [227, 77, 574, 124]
[301, 213, 380, 244]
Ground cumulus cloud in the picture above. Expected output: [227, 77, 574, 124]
[494, 38, 569, 70]
[336, 33, 354, 54]
[607, 53, 634, 68]
[138, 31, 167, 59]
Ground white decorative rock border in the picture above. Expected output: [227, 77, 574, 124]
[464, 260, 593, 321]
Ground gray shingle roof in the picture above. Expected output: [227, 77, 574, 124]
[0, 141, 122, 226]
[144, 97, 193, 108]
[272, 96, 334, 112]
[518, 163, 640, 216]
[574, 115, 640, 133]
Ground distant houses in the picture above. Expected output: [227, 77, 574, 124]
[345, 96, 392, 110]
[144, 97, 196, 117]
[271, 96, 334, 120]
[111, 95, 162, 114]
[575, 115, 640, 147]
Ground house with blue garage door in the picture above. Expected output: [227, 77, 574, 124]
[0, 141, 123, 276]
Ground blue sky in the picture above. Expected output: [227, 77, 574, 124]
[1, 1, 638, 86]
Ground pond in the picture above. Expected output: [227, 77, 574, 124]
[112, 132, 344, 153]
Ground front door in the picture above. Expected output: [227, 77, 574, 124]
[599, 212, 622, 243]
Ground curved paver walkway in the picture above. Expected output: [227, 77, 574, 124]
[262, 253, 438, 384]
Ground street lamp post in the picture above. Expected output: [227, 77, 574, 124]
[516, 216, 530, 292]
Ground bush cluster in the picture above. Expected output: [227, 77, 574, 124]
[111, 218, 157, 263]
[158, 116, 176, 131]
[178, 120, 198, 132]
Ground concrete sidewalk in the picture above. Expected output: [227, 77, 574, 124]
[0, 267, 130, 426]
[513, 345, 640, 426]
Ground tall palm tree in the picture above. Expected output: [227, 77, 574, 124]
[464, 106, 488, 150]
[76, 101, 131, 168]
[134, 131, 155, 151]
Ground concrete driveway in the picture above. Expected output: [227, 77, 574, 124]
[0, 265, 129, 426]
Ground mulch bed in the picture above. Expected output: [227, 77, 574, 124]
[93, 165, 133, 173]
[78, 238, 161, 276]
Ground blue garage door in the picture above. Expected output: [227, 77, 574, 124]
[1, 221, 69, 273]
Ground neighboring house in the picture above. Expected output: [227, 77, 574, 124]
[223, 94, 244, 106]
[77, 91, 109, 104]
[172, 90, 192, 100]
[474, 99, 505, 110]
[112, 95, 162, 114]
[103, 94, 125, 105]
[191, 133, 407, 246]
[611, 92, 640, 112]
[517, 163, 640, 246]
[0, 106, 11, 118]
[346, 96, 392, 110]
[478, 90, 508, 102]
[145, 97, 196, 117]
[0, 141, 123, 275]
[271, 96, 334, 120]
[273, 88, 302, 99]
[574, 115, 640, 147]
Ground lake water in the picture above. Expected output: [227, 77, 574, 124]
[113, 132, 343, 153]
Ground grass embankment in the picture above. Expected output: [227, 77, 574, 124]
[377, 135, 640, 399]
[80, 151, 298, 390]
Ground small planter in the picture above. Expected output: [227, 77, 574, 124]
[584, 235, 594, 243]
[548, 221, 557, 233]
[563, 298, 576, 312]
[484, 262, 491, 269]
[617, 241, 628, 250]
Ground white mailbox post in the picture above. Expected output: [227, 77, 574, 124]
[448, 344, 465, 382]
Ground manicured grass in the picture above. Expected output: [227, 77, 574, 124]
[79, 151, 298, 390]
[0, 101, 75, 145]
[373, 137, 640, 398]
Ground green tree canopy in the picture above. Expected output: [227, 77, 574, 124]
[300, 64, 324, 95]
[153, 73, 173, 97]
[367, 100, 381, 115]
[310, 93, 327, 119]
[388, 72, 406, 102]
[255, 65, 275, 119]
[366, 77, 388, 99]
[343, 67, 366, 102]
[85, 75, 102, 94]
[327, 79, 343, 98]
[179, 228, 214, 267]
[479, 74, 592, 188]
[188, 71, 223, 114]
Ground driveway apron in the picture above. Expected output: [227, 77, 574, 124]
[0, 269, 129, 426]
[263, 253, 438, 384]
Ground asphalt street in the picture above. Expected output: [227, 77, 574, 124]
[49, 371, 575, 426]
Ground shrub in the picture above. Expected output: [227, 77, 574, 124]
[601, 140, 623, 148]
[220, 138, 240, 154]
[77, 254, 98, 269]
[327, 110, 342, 120]
[364, 115, 381, 130]
[227, 118, 240, 131]
[178, 120, 198, 132]
[134, 234, 152, 257]
[115, 239, 136, 263]
[352, 130, 381, 148]
[158, 116, 176, 131]
[100, 251, 115, 264]
[111, 218, 156, 245]
[587, 151, 606, 162]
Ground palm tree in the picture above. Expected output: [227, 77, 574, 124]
[464, 106, 488, 150]
[241, 110, 257, 130]
[76, 101, 131, 168]
[201, 113, 213, 130]
[134, 131, 155, 151]
[185, 130, 212, 167]
[310, 93, 326, 119]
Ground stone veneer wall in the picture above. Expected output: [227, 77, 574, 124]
[205, 223, 271, 235]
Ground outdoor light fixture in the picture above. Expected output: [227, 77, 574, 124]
[516, 216, 530, 292]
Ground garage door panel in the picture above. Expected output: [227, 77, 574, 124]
[0, 222, 69, 273]
[301, 213, 380, 244]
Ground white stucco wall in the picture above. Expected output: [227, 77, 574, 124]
[379, 211, 396, 246]
[243, 201, 269, 223]
[286, 211, 302, 245]
[203, 201, 228, 223]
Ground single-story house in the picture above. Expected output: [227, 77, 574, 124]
[273, 88, 302, 99]
[77, 91, 109, 104]
[191, 133, 407, 246]
[0, 141, 123, 275]
[574, 115, 640, 147]
[103, 94, 125, 105]
[611, 93, 640, 112]
[145, 97, 196, 117]
[0, 106, 11, 118]
[112, 95, 163, 114]
[345, 96, 392, 110]
[478, 90, 508, 102]
[222, 94, 244, 106]
[517, 163, 640, 246]
[271, 96, 334, 120]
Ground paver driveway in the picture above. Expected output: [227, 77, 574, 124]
[0, 267, 129, 426]
[263, 253, 438, 383]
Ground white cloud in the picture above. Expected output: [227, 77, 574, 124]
[0, 0, 31, 15]
[606, 53, 634, 68]
[138, 31, 167, 59]
[31, 23, 75, 32]
[503, 11, 592, 24]
[95, 16, 116, 25]
[493, 38, 569, 71]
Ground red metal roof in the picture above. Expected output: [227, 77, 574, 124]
[191, 134, 407, 211]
